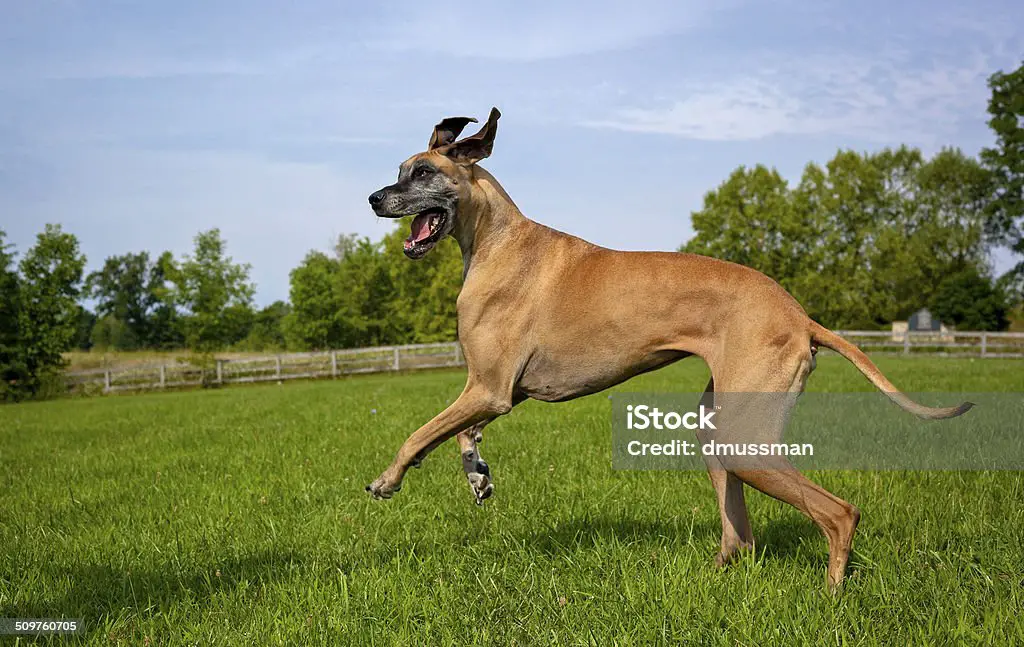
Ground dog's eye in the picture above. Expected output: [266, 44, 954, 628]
[414, 166, 432, 179]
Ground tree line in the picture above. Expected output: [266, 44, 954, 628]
[1, 61, 1022, 400]
[684, 62, 1024, 331]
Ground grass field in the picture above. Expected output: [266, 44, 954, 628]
[2, 356, 1023, 645]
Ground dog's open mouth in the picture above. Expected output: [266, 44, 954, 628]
[403, 207, 448, 259]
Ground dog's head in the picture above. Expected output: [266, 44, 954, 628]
[368, 108, 500, 259]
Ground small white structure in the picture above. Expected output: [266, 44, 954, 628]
[892, 308, 953, 342]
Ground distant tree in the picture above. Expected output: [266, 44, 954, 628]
[285, 235, 397, 350]
[147, 251, 185, 349]
[980, 60, 1024, 302]
[796, 148, 929, 328]
[381, 220, 462, 343]
[85, 251, 171, 349]
[15, 224, 87, 398]
[930, 268, 1009, 331]
[285, 250, 344, 350]
[73, 306, 96, 351]
[90, 315, 135, 351]
[0, 230, 27, 401]
[240, 300, 290, 350]
[684, 147, 990, 329]
[221, 302, 256, 348]
[685, 165, 810, 283]
[868, 148, 988, 322]
[337, 235, 397, 346]
[284, 225, 464, 350]
[169, 229, 255, 351]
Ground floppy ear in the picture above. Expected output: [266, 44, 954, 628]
[440, 107, 501, 165]
[428, 116, 478, 150]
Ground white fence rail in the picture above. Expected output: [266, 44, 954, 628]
[65, 331, 1023, 395]
[831, 330, 1024, 359]
[65, 342, 464, 395]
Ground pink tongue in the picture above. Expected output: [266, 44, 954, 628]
[409, 214, 432, 243]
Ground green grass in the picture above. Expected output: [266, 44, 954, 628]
[2, 356, 1023, 645]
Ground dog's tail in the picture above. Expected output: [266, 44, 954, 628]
[808, 321, 973, 420]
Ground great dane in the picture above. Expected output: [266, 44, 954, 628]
[365, 108, 972, 589]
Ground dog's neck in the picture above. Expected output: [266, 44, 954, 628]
[451, 166, 530, 277]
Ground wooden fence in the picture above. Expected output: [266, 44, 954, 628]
[65, 342, 464, 395]
[65, 331, 1023, 395]
[831, 330, 1024, 359]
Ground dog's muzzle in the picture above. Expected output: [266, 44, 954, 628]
[402, 208, 450, 259]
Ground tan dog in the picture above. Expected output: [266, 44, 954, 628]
[366, 108, 972, 589]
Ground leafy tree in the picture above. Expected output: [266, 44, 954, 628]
[930, 268, 1009, 331]
[221, 303, 256, 348]
[980, 60, 1024, 301]
[285, 226, 462, 350]
[90, 315, 135, 351]
[685, 165, 810, 284]
[337, 235, 397, 346]
[0, 230, 27, 401]
[85, 251, 172, 349]
[285, 250, 344, 350]
[801, 148, 923, 328]
[169, 229, 255, 351]
[684, 148, 991, 329]
[73, 306, 96, 351]
[240, 301, 291, 350]
[285, 235, 397, 350]
[14, 224, 87, 398]
[381, 220, 462, 343]
[147, 251, 185, 349]
[867, 148, 988, 323]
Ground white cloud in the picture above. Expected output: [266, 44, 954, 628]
[585, 81, 803, 141]
[584, 44, 1010, 145]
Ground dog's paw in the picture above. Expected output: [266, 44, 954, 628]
[466, 459, 493, 505]
[713, 540, 754, 568]
[365, 476, 401, 500]
[467, 472, 493, 505]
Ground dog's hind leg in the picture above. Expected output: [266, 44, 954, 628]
[714, 345, 860, 591]
[457, 420, 494, 504]
[697, 378, 754, 566]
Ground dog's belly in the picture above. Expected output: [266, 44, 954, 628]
[517, 348, 690, 402]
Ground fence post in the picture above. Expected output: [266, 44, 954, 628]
[216, 359, 224, 384]
[104, 369, 111, 393]
[331, 351, 338, 377]
[159, 365, 166, 388]
[903, 331, 911, 355]
[393, 347, 401, 371]
[980, 332, 988, 358]
[454, 342, 463, 366]
[275, 355, 282, 379]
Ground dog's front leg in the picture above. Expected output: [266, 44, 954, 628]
[457, 420, 493, 504]
[366, 386, 509, 500]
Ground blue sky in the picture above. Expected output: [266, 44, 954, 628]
[2, 0, 1021, 306]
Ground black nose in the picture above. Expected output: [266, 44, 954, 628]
[368, 190, 386, 206]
